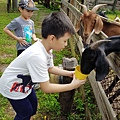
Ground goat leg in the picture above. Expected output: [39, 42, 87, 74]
[108, 89, 120, 104]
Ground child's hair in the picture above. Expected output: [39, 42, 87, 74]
[20, 7, 25, 10]
[41, 11, 75, 39]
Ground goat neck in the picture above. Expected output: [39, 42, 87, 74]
[100, 36, 120, 55]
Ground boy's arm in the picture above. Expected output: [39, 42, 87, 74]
[32, 34, 39, 42]
[4, 27, 28, 46]
[4, 27, 19, 40]
[40, 76, 86, 93]
[48, 66, 74, 77]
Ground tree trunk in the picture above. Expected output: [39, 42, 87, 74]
[12, 0, 18, 11]
[112, 0, 118, 12]
[7, 0, 11, 13]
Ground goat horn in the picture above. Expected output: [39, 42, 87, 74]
[78, 3, 87, 13]
[92, 4, 107, 13]
[90, 40, 111, 49]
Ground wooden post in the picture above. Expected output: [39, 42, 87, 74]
[59, 57, 78, 119]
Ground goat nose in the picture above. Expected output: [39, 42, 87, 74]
[84, 33, 89, 37]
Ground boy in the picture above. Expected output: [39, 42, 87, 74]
[4, 0, 39, 56]
[0, 11, 86, 120]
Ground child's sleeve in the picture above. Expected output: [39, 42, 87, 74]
[6, 18, 18, 31]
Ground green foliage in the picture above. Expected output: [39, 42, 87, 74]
[53, 44, 73, 66]
[106, 9, 120, 15]
[105, 9, 120, 20]
[70, 91, 85, 119]
[36, 90, 60, 119]
[50, 1, 61, 10]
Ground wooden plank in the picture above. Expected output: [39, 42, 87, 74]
[98, 1, 114, 4]
[88, 71, 118, 120]
[73, 33, 84, 56]
[107, 53, 120, 79]
[61, 0, 82, 20]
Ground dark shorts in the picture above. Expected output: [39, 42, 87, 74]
[7, 88, 37, 120]
[17, 50, 24, 56]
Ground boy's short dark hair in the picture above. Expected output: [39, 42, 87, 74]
[41, 11, 75, 39]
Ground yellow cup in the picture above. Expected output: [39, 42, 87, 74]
[75, 65, 88, 80]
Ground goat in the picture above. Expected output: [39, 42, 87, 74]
[80, 35, 120, 103]
[76, 4, 120, 45]
[80, 35, 120, 81]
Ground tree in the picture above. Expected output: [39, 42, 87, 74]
[12, 0, 18, 11]
[7, 0, 18, 12]
[112, 0, 118, 11]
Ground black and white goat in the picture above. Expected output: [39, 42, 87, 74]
[80, 35, 120, 103]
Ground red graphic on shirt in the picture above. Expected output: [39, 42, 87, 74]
[10, 74, 36, 93]
[10, 82, 32, 93]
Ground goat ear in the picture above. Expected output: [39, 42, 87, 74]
[94, 16, 103, 34]
[95, 51, 109, 81]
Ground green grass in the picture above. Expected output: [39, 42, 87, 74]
[36, 91, 60, 119]
[0, 7, 19, 61]
[106, 9, 120, 20]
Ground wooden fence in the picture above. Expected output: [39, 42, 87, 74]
[60, 0, 120, 120]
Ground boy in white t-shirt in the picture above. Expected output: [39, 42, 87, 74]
[0, 11, 86, 120]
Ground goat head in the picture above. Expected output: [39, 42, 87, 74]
[81, 35, 120, 81]
[81, 42, 109, 81]
[76, 4, 106, 44]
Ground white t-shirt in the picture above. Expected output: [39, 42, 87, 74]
[0, 40, 54, 99]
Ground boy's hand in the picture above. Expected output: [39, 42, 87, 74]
[33, 37, 39, 42]
[68, 71, 74, 78]
[71, 75, 86, 89]
[17, 37, 28, 46]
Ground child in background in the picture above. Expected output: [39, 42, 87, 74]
[0, 11, 86, 120]
[4, 0, 39, 56]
